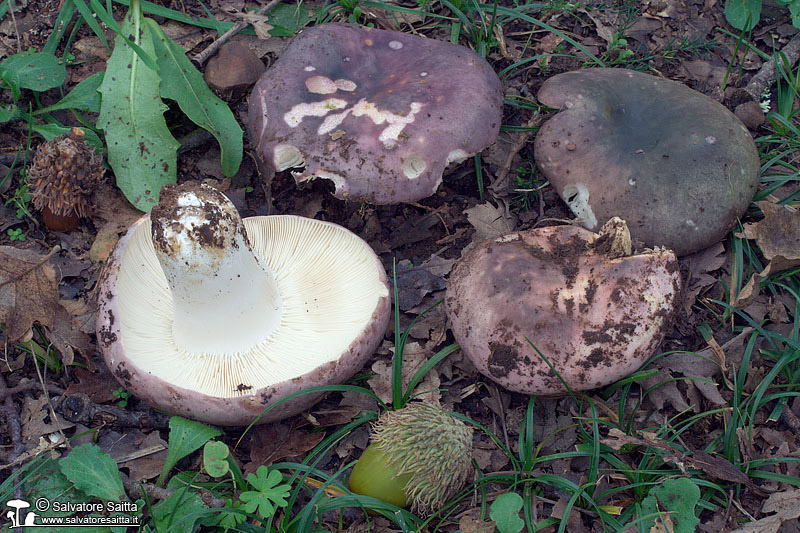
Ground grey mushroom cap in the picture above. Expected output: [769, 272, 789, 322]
[248, 23, 503, 204]
[96, 185, 391, 426]
[534, 68, 761, 256]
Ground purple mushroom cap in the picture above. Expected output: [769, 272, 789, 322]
[534, 68, 761, 256]
[248, 23, 503, 204]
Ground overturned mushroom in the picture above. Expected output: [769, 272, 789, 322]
[444, 218, 681, 394]
[248, 23, 503, 204]
[96, 183, 390, 426]
[534, 68, 761, 256]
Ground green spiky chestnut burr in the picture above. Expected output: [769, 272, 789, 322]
[348, 402, 473, 513]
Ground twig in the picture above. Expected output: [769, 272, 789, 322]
[56, 393, 170, 429]
[781, 405, 800, 435]
[8, 0, 21, 54]
[192, 0, 282, 66]
[0, 381, 64, 400]
[489, 111, 542, 196]
[120, 471, 227, 508]
[743, 33, 800, 100]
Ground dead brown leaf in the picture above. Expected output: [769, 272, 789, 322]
[465, 201, 517, 244]
[642, 328, 754, 411]
[681, 242, 726, 314]
[737, 201, 800, 307]
[731, 488, 800, 532]
[102, 429, 167, 482]
[245, 423, 326, 473]
[602, 428, 756, 489]
[367, 344, 442, 405]
[0, 246, 60, 341]
[20, 395, 74, 444]
[458, 513, 496, 533]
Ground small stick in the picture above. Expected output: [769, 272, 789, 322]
[193, 0, 282, 66]
[57, 392, 170, 429]
[743, 33, 800, 100]
[489, 112, 542, 196]
[0, 381, 64, 401]
[120, 471, 227, 508]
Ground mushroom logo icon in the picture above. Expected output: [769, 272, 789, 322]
[5, 499, 31, 528]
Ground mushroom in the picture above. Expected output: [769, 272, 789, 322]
[444, 218, 681, 394]
[27, 127, 105, 230]
[248, 22, 503, 204]
[534, 68, 761, 256]
[95, 182, 390, 426]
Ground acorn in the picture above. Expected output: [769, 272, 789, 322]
[348, 402, 473, 513]
[27, 127, 104, 230]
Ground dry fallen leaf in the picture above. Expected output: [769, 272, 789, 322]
[681, 242, 726, 314]
[736, 201, 800, 307]
[0, 246, 60, 341]
[642, 328, 753, 412]
[20, 395, 74, 444]
[731, 488, 800, 532]
[367, 344, 442, 405]
[465, 201, 518, 244]
[245, 423, 326, 473]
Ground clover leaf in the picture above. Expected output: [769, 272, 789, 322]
[238, 466, 291, 519]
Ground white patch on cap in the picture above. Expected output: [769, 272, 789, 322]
[306, 76, 338, 94]
[562, 183, 597, 229]
[402, 155, 427, 179]
[284, 98, 348, 127]
[318, 110, 352, 135]
[351, 99, 423, 147]
[420, 72, 428, 77]
[389, 40, 403, 49]
[294, 169, 347, 193]
[304, 66, 316, 71]
[273, 144, 305, 171]
[306, 75, 357, 95]
[446, 149, 469, 164]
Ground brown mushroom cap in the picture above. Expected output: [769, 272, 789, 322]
[444, 219, 681, 394]
[534, 68, 761, 256]
[96, 184, 390, 426]
[248, 23, 503, 204]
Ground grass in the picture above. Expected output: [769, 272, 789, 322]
[2, 0, 800, 530]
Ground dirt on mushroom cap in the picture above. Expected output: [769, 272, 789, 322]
[445, 222, 682, 394]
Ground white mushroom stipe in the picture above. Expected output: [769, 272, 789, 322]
[562, 183, 598, 229]
[151, 188, 283, 355]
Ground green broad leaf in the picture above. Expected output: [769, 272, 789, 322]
[152, 479, 207, 533]
[239, 466, 291, 520]
[0, 103, 18, 123]
[203, 440, 231, 478]
[58, 443, 126, 502]
[157, 416, 222, 486]
[640, 478, 701, 533]
[267, 3, 313, 36]
[724, 0, 762, 31]
[490, 492, 525, 533]
[36, 72, 104, 115]
[98, 8, 178, 212]
[0, 50, 66, 92]
[145, 18, 242, 177]
[30, 123, 104, 153]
